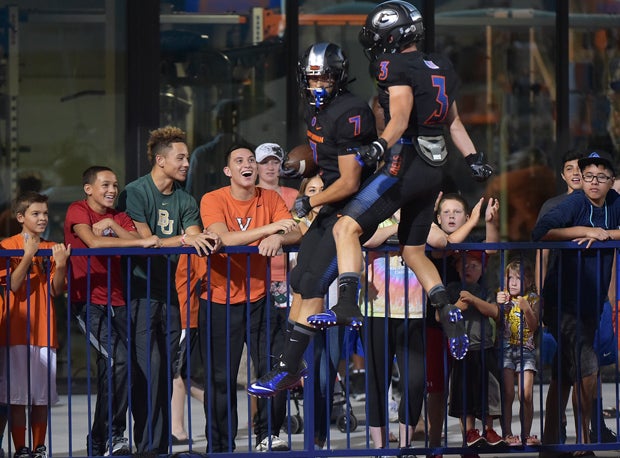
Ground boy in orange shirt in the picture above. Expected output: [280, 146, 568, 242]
[0, 192, 70, 458]
[199, 145, 301, 453]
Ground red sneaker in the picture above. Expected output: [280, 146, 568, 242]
[484, 428, 507, 446]
[465, 429, 487, 447]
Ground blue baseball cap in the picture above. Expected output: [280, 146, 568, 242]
[578, 151, 616, 176]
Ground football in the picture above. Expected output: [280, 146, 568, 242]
[281, 144, 318, 178]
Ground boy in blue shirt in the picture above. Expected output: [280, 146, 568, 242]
[533, 151, 620, 453]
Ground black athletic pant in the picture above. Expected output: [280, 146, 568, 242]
[129, 298, 179, 453]
[199, 297, 287, 452]
[77, 304, 129, 452]
[363, 317, 425, 428]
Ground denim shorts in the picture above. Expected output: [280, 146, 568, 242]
[503, 345, 537, 373]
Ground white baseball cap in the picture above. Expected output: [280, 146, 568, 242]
[255, 143, 285, 163]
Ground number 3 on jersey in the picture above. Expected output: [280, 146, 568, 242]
[425, 75, 448, 125]
[377, 60, 448, 126]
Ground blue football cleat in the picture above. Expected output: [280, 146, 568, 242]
[307, 308, 364, 330]
[437, 304, 469, 360]
[248, 360, 308, 398]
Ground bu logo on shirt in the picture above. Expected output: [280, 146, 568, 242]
[237, 217, 252, 231]
[158, 209, 174, 235]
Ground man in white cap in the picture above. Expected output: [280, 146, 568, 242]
[256, 143, 299, 211]
[254, 142, 299, 449]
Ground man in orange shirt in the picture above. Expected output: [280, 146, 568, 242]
[199, 145, 301, 453]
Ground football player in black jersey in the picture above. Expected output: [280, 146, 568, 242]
[308, 1, 493, 363]
[248, 42, 377, 397]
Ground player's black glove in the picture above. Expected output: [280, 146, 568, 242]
[465, 152, 493, 182]
[351, 138, 387, 167]
[293, 196, 312, 218]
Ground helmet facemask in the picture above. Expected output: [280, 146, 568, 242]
[306, 75, 336, 109]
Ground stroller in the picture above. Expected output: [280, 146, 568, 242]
[331, 371, 359, 433]
[284, 385, 304, 434]
[283, 371, 359, 434]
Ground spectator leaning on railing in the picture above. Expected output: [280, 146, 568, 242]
[532, 151, 620, 455]
[361, 211, 426, 452]
[116, 126, 221, 454]
[63, 165, 161, 456]
[198, 144, 301, 453]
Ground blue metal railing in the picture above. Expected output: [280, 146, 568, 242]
[0, 242, 618, 457]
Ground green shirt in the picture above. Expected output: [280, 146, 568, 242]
[118, 174, 201, 303]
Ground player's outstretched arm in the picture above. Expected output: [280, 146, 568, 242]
[448, 103, 493, 182]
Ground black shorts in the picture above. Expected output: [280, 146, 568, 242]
[343, 145, 443, 246]
[448, 347, 502, 420]
[550, 313, 599, 382]
[290, 206, 341, 299]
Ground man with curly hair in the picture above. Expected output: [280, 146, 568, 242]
[117, 126, 221, 453]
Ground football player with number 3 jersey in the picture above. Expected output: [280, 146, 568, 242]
[312, 1, 494, 360]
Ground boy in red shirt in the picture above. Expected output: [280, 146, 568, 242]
[0, 192, 70, 458]
[64, 166, 160, 456]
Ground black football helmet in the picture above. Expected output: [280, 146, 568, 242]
[359, 1, 424, 62]
[298, 42, 349, 109]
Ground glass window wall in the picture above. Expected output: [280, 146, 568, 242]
[568, 1, 620, 156]
[0, 1, 125, 241]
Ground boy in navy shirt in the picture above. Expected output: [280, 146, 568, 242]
[533, 151, 620, 453]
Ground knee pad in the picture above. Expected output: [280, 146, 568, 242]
[296, 266, 338, 300]
[289, 265, 302, 293]
[297, 270, 324, 299]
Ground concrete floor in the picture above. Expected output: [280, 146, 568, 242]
[32, 382, 620, 457]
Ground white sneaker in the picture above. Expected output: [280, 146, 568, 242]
[105, 437, 131, 456]
[256, 435, 289, 452]
[32, 445, 47, 458]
